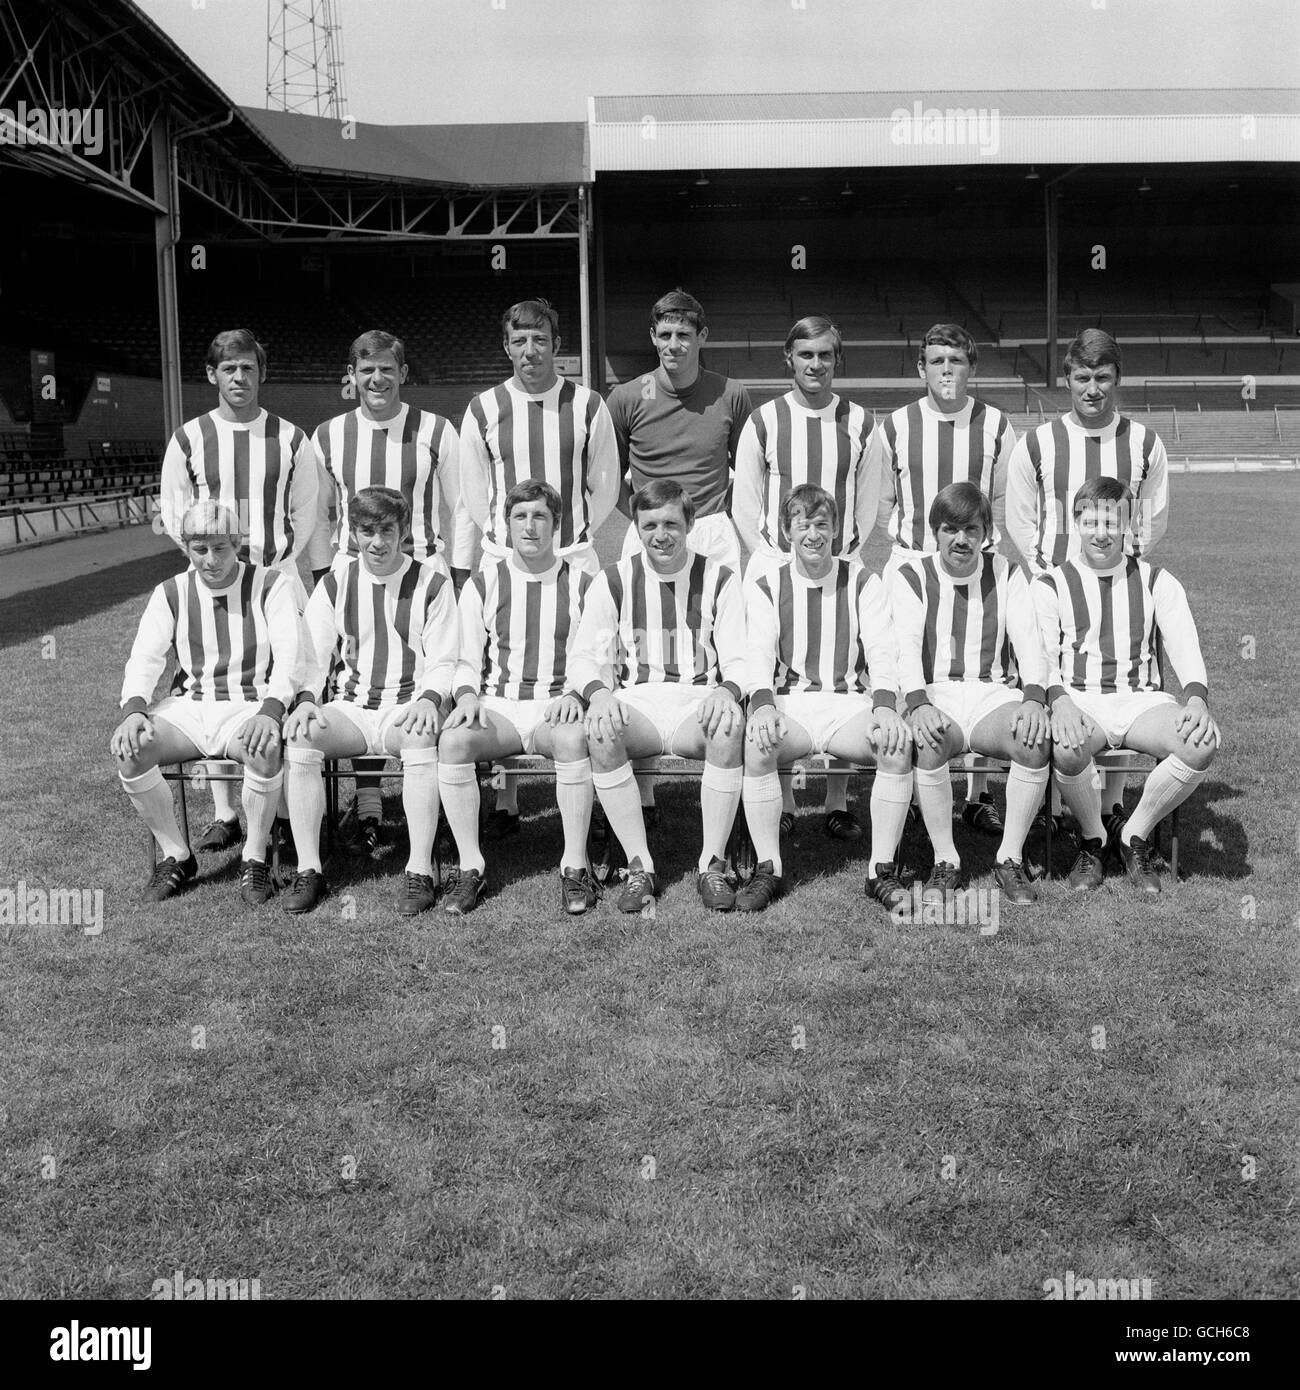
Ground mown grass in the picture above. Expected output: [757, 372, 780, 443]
[1, 474, 1297, 1299]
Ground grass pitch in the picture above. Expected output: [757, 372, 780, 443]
[1, 474, 1297, 1299]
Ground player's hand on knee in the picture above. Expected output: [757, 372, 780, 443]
[397, 697, 441, 737]
[1013, 699, 1049, 748]
[871, 707, 911, 757]
[746, 706, 784, 755]
[545, 693, 585, 726]
[1176, 696, 1220, 750]
[907, 703, 946, 752]
[1049, 699, 1089, 752]
[284, 703, 325, 743]
[239, 715, 281, 760]
[585, 691, 626, 744]
[698, 690, 740, 740]
[112, 712, 153, 761]
[445, 692, 483, 730]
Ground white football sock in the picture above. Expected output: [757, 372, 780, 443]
[869, 769, 913, 868]
[1054, 764, 1105, 842]
[1103, 770, 1128, 816]
[1124, 755, 1204, 844]
[121, 765, 189, 862]
[915, 765, 959, 866]
[996, 762, 1049, 863]
[967, 770, 988, 802]
[699, 761, 743, 871]
[742, 771, 784, 876]
[285, 747, 326, 873]
[437, 760, 484, 875]
[554, 759, 595, 874]
[210, 764, 240, 823]
[592, 763, 653, 871]
[240, 768, 282, 863]
[400, 746, 440, 876]
[778, 768, 797, 814]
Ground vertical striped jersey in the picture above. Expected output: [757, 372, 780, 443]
[888, 552, 1048, 710]
[744, 557, 898, 705]
[303, 555, 457, 710]
[455, 556, 591, 701]
[121, 563, 302, 713]
[1005, 414, 1170, 574]
[458, 377, 618, 557]
[160, 409, 319, 568]
[732, 392, 881, 557]
[878, 397, 1014, 553]
[308, 404, 458, 567]
[569, 550, 748, 697]
[1031, 557, 1207, 699]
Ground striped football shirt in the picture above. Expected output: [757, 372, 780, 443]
[878, 396, 1014, 553]
[1032, 557, 1207, 699]
[454, 556, 591, 701]
[1006, 414, 1169, 574]
[888, 552, 1048, 710]
[120, 563, 302, 714]
[303, 555, 457, 709]
[309, 404, 457, 567]
[570, 550, 747, 698]
[744, 557, 898, 706]
[732, 392, 880, 558]
[459, 377, 618, 556]
[160, 408, 319, 567]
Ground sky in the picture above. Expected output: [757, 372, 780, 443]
[136, 0, 1300, 126]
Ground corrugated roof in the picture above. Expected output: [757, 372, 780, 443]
[593, 90, 1300, 122]
[240, 108, 587, 187]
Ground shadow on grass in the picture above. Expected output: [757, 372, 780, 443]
[1, 549, 183, 649]
[1170, 779, 1250, 880]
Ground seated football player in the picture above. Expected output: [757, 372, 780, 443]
[888, 482, 1052, 907]
[741, 484, 913, 913]
[569, 479, 748, 912]
[1033, 476, 1219, 895]
[436, 480, 596, 916]
[111, 501, 302, 905]
[282, 486, 457, 917]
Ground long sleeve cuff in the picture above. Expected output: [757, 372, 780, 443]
[454, 684, 478, 703]
[872, 688, 897, 711]
[257, 698, 285, 722]
[1184, 682, 1208, 704]
[582, 679, 609, 703]
[719, 681, 742, 703]
[120, 696, 149, 718]
[417, 688, 445, 706]
[749, 689, 775, 712]
[1021, 685, 1046, 706]
[905, 690, 931, 713]
[565, 689, 590, 712]
[291, 691, 318, 711]
[1046, 684, 1068, 708]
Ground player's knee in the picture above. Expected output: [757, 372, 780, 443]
[400, 728, 438, 753]
[743, 740, 777, 775]
[245, 750, 281, 778]
[1015, 741, 1051, 771]
[438, 728, 472, 764]
[586, 736, 624, 773]
[1178, 735, 1216, 772]
[709, 719, 745, 763]
[914, 743, 948, 772]
[550, 723, 588, 763]
[1052, 744, 1090, 777]
[877, 746, 912, 776]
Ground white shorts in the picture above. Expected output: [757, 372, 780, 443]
[478, 544, 598, 576]
[477, 695, 552, 754]
[622, 512, 741, 571]
[1067, 688, 1177, 749]
[927, 681, 1022, 753]
[617, 683, 714, 754]
[323, 701, 411, 757]
[152, 696, 265, 760]
[775, 691, 872, 757]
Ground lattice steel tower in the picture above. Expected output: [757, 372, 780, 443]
[266, 0, 348, 117]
